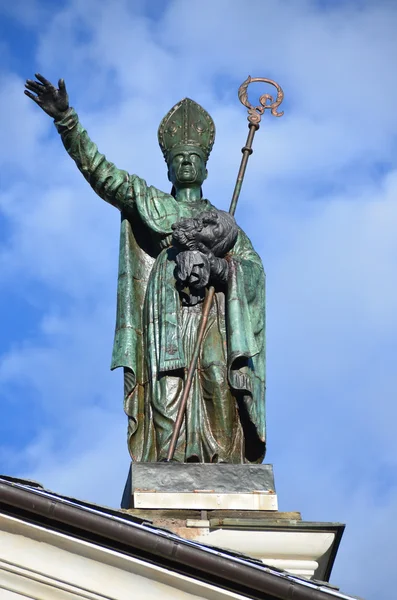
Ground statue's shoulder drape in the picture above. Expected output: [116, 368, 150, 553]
[111, 174, 188, 376]
[112, 175, 266, 460]
[227, 229, 266, 452]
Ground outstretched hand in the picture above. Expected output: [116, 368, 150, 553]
[24, 74, 69, 120]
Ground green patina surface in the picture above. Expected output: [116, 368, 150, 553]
[54, 102, 266, 464]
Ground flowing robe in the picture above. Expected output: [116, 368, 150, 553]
[55, 109, 266, 463]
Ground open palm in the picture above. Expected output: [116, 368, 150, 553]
[24, 73, 69, 120]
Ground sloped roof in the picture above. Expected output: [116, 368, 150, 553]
[0, 476, 362, 600]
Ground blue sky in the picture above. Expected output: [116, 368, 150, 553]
[1, 1, 396, 598]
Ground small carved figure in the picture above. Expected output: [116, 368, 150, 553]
[172, 210, 238, 305]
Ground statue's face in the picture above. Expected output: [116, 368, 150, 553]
[195, 221, 221, 250]
[175, 250, 210, 290]
[188, 253, 209, 289]
[168, 146, 207, 188]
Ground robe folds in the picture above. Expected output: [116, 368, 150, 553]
[56, 108, 266, 463]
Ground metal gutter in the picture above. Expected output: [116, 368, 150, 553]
[0, 478, 360, 600]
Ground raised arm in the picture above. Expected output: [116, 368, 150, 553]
[24, 74, 132, 211]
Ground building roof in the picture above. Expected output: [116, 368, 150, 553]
[0, 476, 362, 600]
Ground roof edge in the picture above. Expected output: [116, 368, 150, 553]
[0, 478, 360, 600]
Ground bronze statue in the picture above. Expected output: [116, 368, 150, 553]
[24, 74, 268, 464]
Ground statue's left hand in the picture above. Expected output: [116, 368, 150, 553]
[24, 74, 69, 120]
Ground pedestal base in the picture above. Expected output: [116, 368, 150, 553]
[121, 463, 344, 582]
[122, 462, 278, 511]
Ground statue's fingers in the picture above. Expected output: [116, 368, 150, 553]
[35, 73, 54, 88]
[58, 78, 67, 93]
[25, 80, 44, 93]
[24, 89, 42, 104]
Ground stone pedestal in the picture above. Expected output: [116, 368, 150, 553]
[121, 463, 344, 583]
[122, 463, 278, 511]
